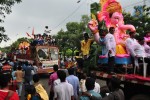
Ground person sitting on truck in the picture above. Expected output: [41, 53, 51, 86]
[125, 31, 138, 71]
[132, 37, 150, 74]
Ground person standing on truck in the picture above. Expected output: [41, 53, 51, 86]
[105, 27, 116, 74]
[81, 32, 94, 60]
[80, 33, 94, 75]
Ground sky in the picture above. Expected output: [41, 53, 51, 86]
[0, 0, 149, 47]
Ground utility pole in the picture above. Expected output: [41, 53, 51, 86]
[144, 0, 146, 5]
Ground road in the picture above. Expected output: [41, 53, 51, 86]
[20, 74, 106, 100]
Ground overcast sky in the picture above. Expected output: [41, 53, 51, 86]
[0, 0, 149, 47]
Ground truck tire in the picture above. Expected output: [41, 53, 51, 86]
[130, 94, 150, 100]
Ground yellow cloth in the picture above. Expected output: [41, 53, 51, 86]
[116, 44, 127, 54]
[34, 83, 49, 100]
[81, 39, 93, 56]
[27, 94, 31, 100]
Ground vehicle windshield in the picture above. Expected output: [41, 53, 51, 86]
[38, 48, 49, 60]
[37, 48, 58, 61]
[50, 48, 58, 60]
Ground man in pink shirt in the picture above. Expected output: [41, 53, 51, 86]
[48, 64, 58, 100]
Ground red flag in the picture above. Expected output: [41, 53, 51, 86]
[26, 32, 31, 37]
[32, 27, 34, 36]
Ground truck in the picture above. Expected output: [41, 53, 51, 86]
[89, 55, 150, 100]
[77, 43, 150, 99]
[10, 44, 59, 74]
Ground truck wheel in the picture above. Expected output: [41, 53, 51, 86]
[130, 94, 150, 100]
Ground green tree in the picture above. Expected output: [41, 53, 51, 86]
[123, 5, 150, 37]
[0, 0, 22, 43]
[55, 15, 91, 58]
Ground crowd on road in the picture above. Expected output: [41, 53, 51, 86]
[0, 58, 125, 100]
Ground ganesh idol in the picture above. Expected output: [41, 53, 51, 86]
[89, 0, 136, 55]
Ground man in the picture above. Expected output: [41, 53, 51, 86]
[80, 77, 102, 100]
[0, 73, 19, 100]
[125, 31, 139, 58]
[102, 77, 124, 100]
[23, 61, 34, 84]
[54, 70, 74, 100]
[131, 37, 150, 74]
[105, 27, 116, 74]
[49, 64, 58, 100]
[99, 29, 108, 55]
[33, 74, 49, 100]
[90, 72, 100, 94]
[66, 68, 80, 100]
[125, 31, 139, 72]
[81, 33, 94, 59]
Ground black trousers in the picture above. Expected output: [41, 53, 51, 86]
[108, 56, 115, 73]
[138, 57, 150, 76]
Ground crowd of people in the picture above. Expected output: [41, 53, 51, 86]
[0, 58, 125, 100]
[30, 34, 57, 46]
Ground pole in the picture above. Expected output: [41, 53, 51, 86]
[144, 0, 146, 5]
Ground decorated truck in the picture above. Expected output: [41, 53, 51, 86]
[11, 41, 59, 74]
[85, 0, 150, 99]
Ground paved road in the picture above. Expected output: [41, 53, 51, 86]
[20, 74, 106, 100]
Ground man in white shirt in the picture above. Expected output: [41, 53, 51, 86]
[105, 27, 116, 74]
[90, 72, 100, 93]
[125, 31, 138, 72]
[134, 37, 150, 75]
[54, 70, 74, 100]
[125, 31, 139, 57]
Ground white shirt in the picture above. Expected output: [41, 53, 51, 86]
[125, 38, 138, 57]
[144, 43, 150, 56]
[80, 80, 100, 93]
[93, 82, 100, 94]
[54, 79, 61, 87]
[80, 79, 86, 92]
[105, 33, 116, 57]
[134, 44, 146, 57]
[54, 82, 74, 100]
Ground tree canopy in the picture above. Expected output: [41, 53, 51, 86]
[0, 0, 22, 43]
[123, 5, 150, 37]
